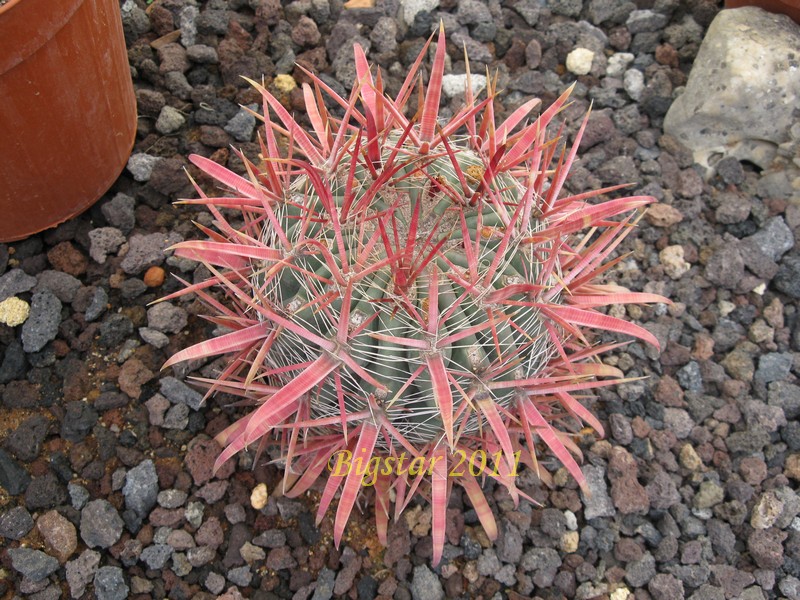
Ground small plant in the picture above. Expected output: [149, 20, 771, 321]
[163, 27, 665, 564]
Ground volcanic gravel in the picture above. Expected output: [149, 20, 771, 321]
[0, 0, 799, 599]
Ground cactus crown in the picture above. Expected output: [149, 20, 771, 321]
[164, 26, 666, 565]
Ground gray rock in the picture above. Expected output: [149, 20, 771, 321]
[224, 105, 258, 142]
[647, 470, 681, 510]
[400, 0, 439, 27]
[8, 547, 59, 581]
[157, 489, 188, 509]
[160, 376, 203, 410]
[126, 153, 162, 182]
[80, 499, 124, 549]
[84, 286, 109, 322]
[66, 550, 101, 598]
[520, 547, 562, 588]
[162, 403, 190, 429]
[496, 521, 523, 563]
[627, 9, 669, 33]
[146, 302, 187, 334]
[68, 483, 90, 510]
[775, 253, 800, 298]
[312, 566, 336, 600]
[205, 571, 225, 595]
[155, 106, 185, 135]
[120, 232, 182, 275]
[410, 565, 445, 600]
[102, 193, 136, 234]
[664, 8, 800, 171]
[755, 352, 793, 385]
[227, 565, 253, 587]
[705, 244, 745, 289]
[89, 227, 126, 264]
[744, 217, 794, 261]
[768, 381, 800, 419]
[139, 327, 170, 348]
[21, 291, 62, 353]
[664, 408, 694, 439]
[0, 506, 34, 540]
[186, 44, 218, 64]
[61, 401, 98, 442]
[180, 5, 199, 47]
[124, 459, 158, 519]
[581, 464, 615, 519]
[548, 0, 582, 18]
[140, 544, 173, 570]
[94, 566, 129, 600]
[477, 549, 501, 575]
[588, 0, 636, 25]
[626, 552, 657, 588]
[34, 271, 82, 303]
[0, 268, 37, 302]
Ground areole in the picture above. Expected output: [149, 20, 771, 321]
[0, 0, 136, 241]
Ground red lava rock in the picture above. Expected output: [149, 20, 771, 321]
[645, 203, 683, 228]
[615, 537, 644, 562]
[148, 507, 184, 528]
[196, 517, 224, 548]
[196, 481, 229, 503]
[608, 448, 649, 515]
[266, 545, 297, 570]
[655, 374, 685, 407]
[36, 510, 77, 563]
[747, 528, 787, 569]
[654, 44, 679, 68]
[739, 457, 768, 485]
[185, 438, 234, 486]
[47, 241, 88, 276]
[118, 358, 155, 399]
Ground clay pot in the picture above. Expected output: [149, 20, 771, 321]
[0, 0, 137, 242]
[725, 0, 800, 23]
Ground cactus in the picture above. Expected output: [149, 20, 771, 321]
[163, 26, 666, 564]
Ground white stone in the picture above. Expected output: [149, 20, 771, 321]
[400, 0, 439, 26]
[441, 73, 488, 98]
[565, 48, 594, 75]
[623, 69, 645, 101]
[664, 7, 800, 172]
[606, 52, 635, 77]
[659, 245, 691, 280]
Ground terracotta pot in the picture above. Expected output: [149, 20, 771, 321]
[0, 0, 137, 242]
[724, 0, 800, 23]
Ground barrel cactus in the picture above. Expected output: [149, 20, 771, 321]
[164, 27, 665, 564]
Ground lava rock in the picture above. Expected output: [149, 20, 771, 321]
[80, 499, 124, 549]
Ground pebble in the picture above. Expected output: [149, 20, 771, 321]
[66, 550, 101, 598]
[126, 153, 162, 182]
[34, 271, 82, 303]
[156, 105, 186, 134]
[0, 296, 30, 326]
[21, 291, 62, 353]
[566, 48, 595, 75]
[160, 376, 203, 409]
[624, 68, 645, 101]
[94, 566, 129, 600]
[8, 547, 59, 581]
[80, 499, 124, 549]
[146, 301, 188, 334]
[120, 232, 182, 275]
[660, 245, 691, 279]
[102, 193, 136, 234]
[581, 464, 616, 519]
[0, 506, 34, 539]
[410, 564, 445, 600]
[36, 510, 78, 563]
[89, 227, 126, 264]
[0, 268, 37, 302]
[224, 105, 258, 142]
[123, 459, 159, 519]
